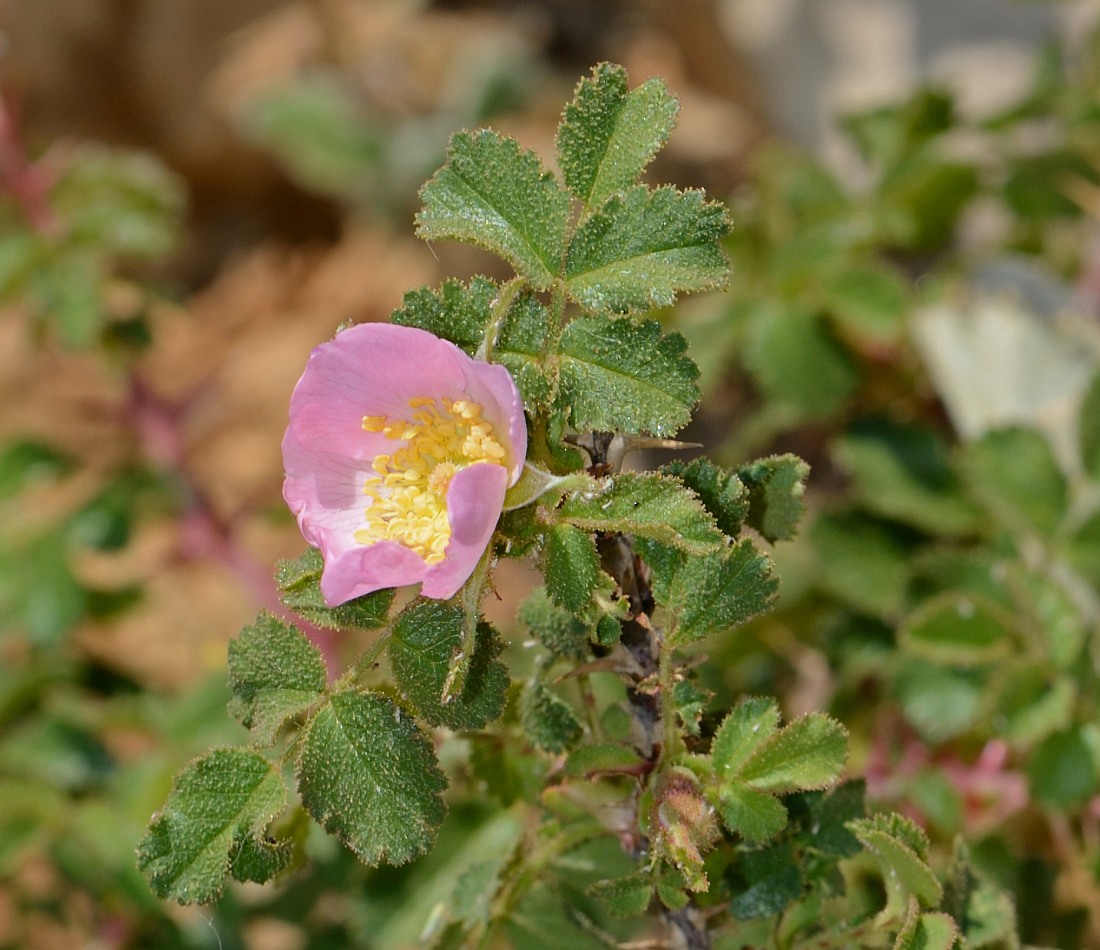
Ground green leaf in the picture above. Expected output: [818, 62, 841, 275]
[229, 830, 293, 886]
[416, 130, 570, 288]
[496, 291, 553, 409]
[662, 457, 749, 539]
[521, 679, 583, 754]
[389, 601, 508, 731]
[736, 454, 809, 543]
[587, 872, 654, 918]
[728, 841, 803, 919]
[391, 277, 497, 351]
[392, 279, 552, 410]
[227, 612, 328, 746]
[738, 714, 848, 793]
[556, 316, 700, 436]
[565, 186, 730, 312]
[276, 548, 394, 630]
[717, 784, 789, 842]
[545, 524, 601, 612]
[297, 690, 447, 866]
[894, 906, 959, 950]
[743, 304, 858, 420]
[833, 420, 979, 536]
[559, 472, 723, 555]
[961, 426, 1067, 538]
[557, 63, 678, 210]
[899, 593, 1014, 668]
[519, 587, 590, 660]
[1080, 370, 1100, 480]
[850, 814, 942, 912]
[711, 697, 780, 778]
[811, 513, 910, 618]
[137, 748, 286, 903]
[824, 262, 908, 343]
[895, 660, 983, 743]
[1027, 727, 1098, 808]
[666, 539, 778, 646]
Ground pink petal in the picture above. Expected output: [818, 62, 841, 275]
[458, 359, 528, 484]
[320, 540, 429, 605]
[421, 462, 509, 598]
[282, 427, 367, 556]
[287, 323, 470, 453]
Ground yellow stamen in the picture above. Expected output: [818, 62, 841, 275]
[354, 397, 507, 564]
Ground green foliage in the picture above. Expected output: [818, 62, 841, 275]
[709, 698, 847, 841]
[227, 612, 327, 746]
[520, 679, 583, 754]
[297, 690, 447, 865]
[389, 600, 509, 730]
[559, 472, 723, 554]
[736, 454, 809, 543]
[663, 539, 778, 645]
[545, 524, 602, 613]
[417, 130, 570, 289]
[276, 547, 394, 630]
[555, 316, 700, 436]
[564, 185, 730, 312]
[557, 63, 678, 212]
[136, 748, 288, 903]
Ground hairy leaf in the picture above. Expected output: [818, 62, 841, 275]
[666, 539, 778, 646]
[565, 186, 730, 312]
[276, 548, 393, 630]
[227, 612, 327, 746]
[557, 63, 678, 210]
[521, 680, 582, 754]
[736, 454, 809, 543]
[416, 130, 570, 288]
[559, 472, 723, 555]
[850, 814, 942, 912]
[519, 587, 590, 660]
[587, 872, 654, 918]
[662, 457, 748, 539]
[390, 601, 508, 731]
[138, 748, 286, 903]
[711, 697, 780, 779]
[297, 690, 446, 866]
[556, 316, 700, 436]
[545, 524, 602, 612]
[737, 714, 848, 794]
[717, 784, 789, 842]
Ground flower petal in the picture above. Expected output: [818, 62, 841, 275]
[320, 540, 428, 605]
[421, 462, 509, 599]
[282, 427, 368, 556]
[459, 360, 528, 483]
[287, 323, 470, 453]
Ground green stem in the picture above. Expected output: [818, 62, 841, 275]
[477, 276, 525, 362]
[442, 543, 495, 703]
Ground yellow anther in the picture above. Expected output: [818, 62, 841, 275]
[357, 396, 507, 564]
[363, 415, 388, 432]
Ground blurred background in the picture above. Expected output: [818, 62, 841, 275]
[4, 1, 1100, 948]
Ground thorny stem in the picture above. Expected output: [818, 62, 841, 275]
[585, 432, 711, 950]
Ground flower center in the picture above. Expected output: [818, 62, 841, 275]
[354, 397, 507, 564]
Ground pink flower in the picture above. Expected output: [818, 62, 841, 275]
[282, 323, 526, 605]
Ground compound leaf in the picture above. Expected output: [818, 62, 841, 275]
[736, 454, 809, 543]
